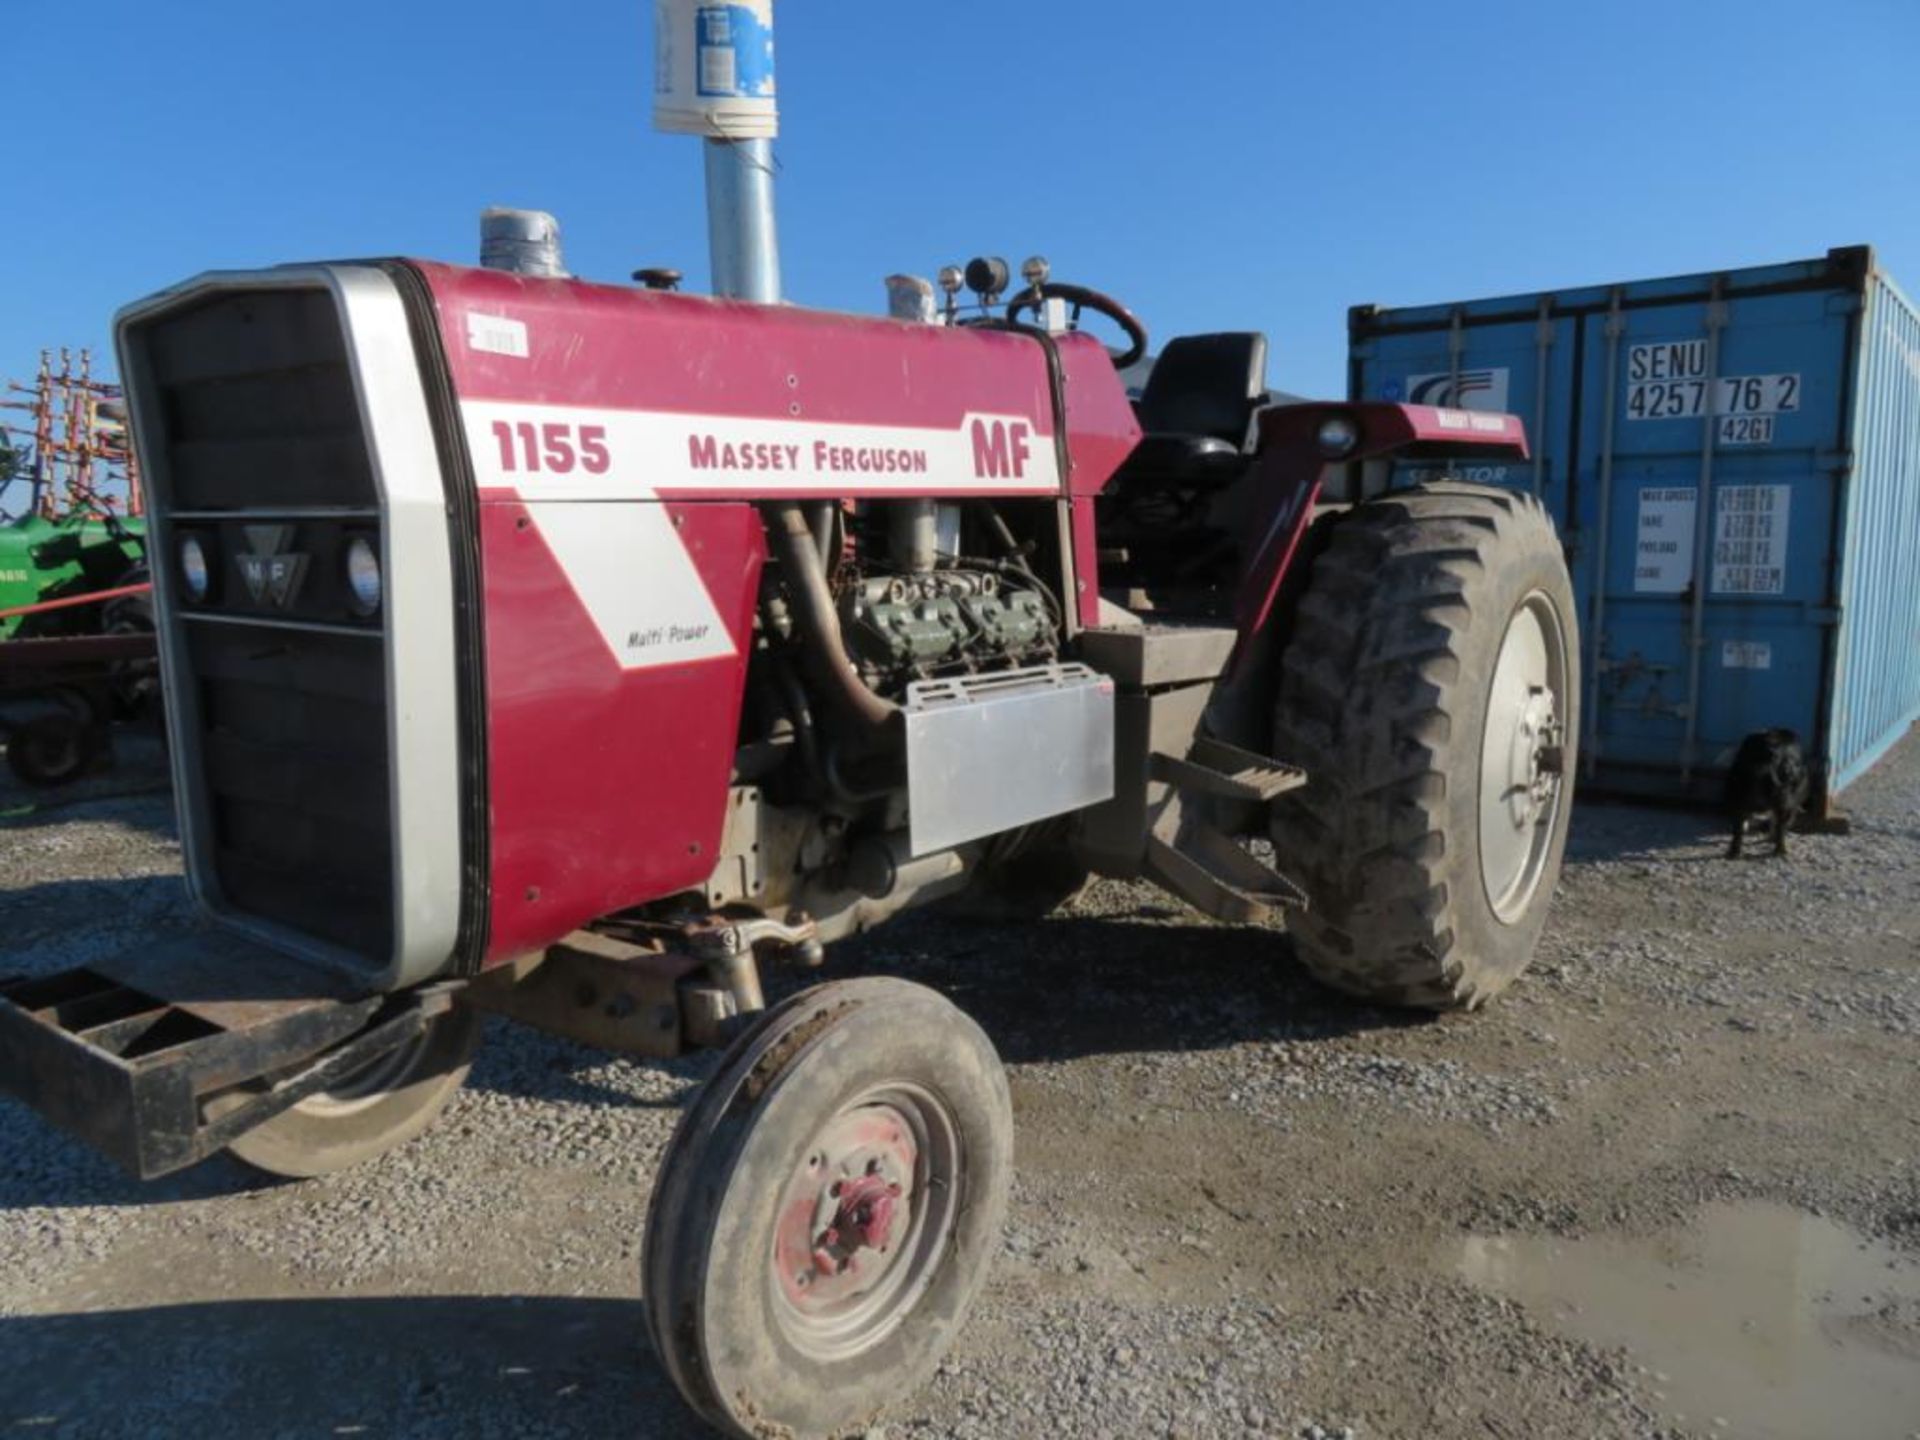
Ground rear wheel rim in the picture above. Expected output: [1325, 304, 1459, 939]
[1478, 589, 1569, 924]
[768, 1083, 961, 1363]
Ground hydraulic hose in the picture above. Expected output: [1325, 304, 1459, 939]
[763, 502, 900, 739]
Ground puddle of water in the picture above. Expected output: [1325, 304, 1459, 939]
[1447, 1201, 1920, 1440]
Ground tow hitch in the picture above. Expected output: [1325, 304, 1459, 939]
[0, 933, 453, 1179]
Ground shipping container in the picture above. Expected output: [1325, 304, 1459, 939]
[1348, 246, 1920, 813]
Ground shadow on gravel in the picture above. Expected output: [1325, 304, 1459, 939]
[0, 1129, 260, 1213]
[0, 875, 197, 972]
[465, 1022, 704, 1111]
[1564, 797, 1726, 862]
[0, 1294, 702, 1438]
[0, 733, 177, 841]
[815, 908, 1430, 1066]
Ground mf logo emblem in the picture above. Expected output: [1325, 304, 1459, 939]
[1397, 367, 1511, 412]
[969, 418, 1032, 480]
[237, 524, 309, 609]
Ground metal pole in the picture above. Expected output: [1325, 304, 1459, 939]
[704, 137, 781, 304]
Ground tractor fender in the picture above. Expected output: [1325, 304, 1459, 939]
[1231, 401, 1530, 676]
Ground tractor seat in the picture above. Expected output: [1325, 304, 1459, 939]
[1119, 331, 1269, 487]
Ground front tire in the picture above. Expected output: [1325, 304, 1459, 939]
[1270, 483, 1578, 1010]
[222, 1004, 482, 1178]
[644, 978, 1013, 1439]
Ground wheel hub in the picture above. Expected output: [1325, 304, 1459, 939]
[776, 1104, 919, 1315]
[811, 1170, 902, 1272]
[1503, 687, 1559, 828]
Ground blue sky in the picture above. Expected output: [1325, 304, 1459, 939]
[5, 0, 1917, 400]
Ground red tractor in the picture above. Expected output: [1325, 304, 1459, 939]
[0, 247, 1576, 1437]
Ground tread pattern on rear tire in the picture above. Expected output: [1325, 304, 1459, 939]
[1270, 482, 1570, 1011]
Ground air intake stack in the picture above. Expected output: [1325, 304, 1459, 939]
[478, 207, 569, 277]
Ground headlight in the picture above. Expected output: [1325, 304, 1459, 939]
[1316, 414, 1361, 457]
[345, 535, 382, 616]
[178, 534, 211, 603]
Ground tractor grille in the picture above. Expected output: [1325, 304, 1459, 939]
[128, 287, 394, 962]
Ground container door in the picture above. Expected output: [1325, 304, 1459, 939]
[1576, 286, 1852, 796]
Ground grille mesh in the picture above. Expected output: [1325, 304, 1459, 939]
[131, 288, 394, 964]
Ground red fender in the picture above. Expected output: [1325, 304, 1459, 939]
[1230, 403, 1530, 675]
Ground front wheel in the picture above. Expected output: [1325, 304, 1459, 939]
[644, 978, 1013, 1439]
[221, 1004, 482, 1178]
[1270, 483, 1579, 1010]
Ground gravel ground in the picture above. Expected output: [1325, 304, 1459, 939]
[2, 728, 1917, 1439]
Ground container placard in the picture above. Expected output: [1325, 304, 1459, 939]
[1717, 415, 1775, 446]
[1625, 341, 1801, 422]
[1712, 484, 1791, 595]
[1634, 487, 1696, 593]
[1722, 639, 1772, 670]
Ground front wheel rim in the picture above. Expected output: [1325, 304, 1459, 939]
[1478, 589, 1570, 924]
[291, 1030, 434, 1118]
[768, 1083, 962, 1363]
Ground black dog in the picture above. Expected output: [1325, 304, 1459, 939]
[1724, 728, 1810, 859]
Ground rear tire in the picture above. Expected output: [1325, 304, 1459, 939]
[222, 1005, 482, 1178]
[644, 978, 1013, 1439]
[1270, 483, 1578, 1010]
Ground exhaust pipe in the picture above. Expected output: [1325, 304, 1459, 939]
[765, 503, 899, 738]
[653, 7, 886, 743]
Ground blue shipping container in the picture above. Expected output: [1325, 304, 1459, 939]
[1349, 246, 1920, 811]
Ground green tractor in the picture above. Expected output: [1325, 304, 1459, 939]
[0, 510, 149, 639]
[0, 481, 154, 785]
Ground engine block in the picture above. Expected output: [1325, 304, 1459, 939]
[839, 568, 1055, 692]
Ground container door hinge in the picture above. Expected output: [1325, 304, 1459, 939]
[1818, 449, 1853, 475]
[1808, 605, 1843, 626]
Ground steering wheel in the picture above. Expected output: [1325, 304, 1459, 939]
[1005, 282, 1149, 371]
